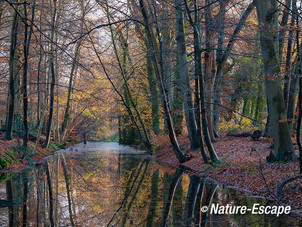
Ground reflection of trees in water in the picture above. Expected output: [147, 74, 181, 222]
[147, 169, 159, 227]
[61, 155, 75, 227]
[0, 152, 301, 226]
[162, 167, 185, 226]
[107, 158, 150, 226]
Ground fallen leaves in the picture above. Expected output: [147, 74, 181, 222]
[154, 135, 302, 211]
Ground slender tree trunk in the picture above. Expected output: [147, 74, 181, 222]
[5, 10, 19, 140]
[184, 0, 212, 163]
[36, 0, 44, 127]
[138, 0, 188, 162]
[255, 81, 264, 123]
[44, 0, 57, 148]
[22, 0, 36, 151]
[172, 62, 184, 136]
[175, 0, 199, 150]
[288, 71, 298, 133]
[295, 12, 302, 173]
[279, 0, 291, 58]
[147, 53, 161, 135]
[213, 0, 227, 137]
[204, 0, 216, 141]
[102, 1, 152, 149]
[284, 0, 296, 108]
[61, 42, 81, 140]
[61, 1, 85, 141]
[22, 3, 29, 150]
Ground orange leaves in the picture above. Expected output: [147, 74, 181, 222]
[278, 118, 295, 123]
[155, 135, 301, 211]
[278, 119, 288, 123]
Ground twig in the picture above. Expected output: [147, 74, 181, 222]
[252, 147, 278, 202]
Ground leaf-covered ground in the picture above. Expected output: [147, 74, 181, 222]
[0, 134, 69, 171]
[153, 135, 302, 212]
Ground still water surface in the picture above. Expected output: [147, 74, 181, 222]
[0, 142, 300, 226]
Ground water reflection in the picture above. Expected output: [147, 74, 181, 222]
[0, 142, 299, 226]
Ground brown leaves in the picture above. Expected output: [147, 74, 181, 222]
[154, 135, 302, 211]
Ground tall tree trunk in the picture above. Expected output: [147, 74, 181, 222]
[204, 0, 216, 141]
[296, 14, 302, 173]
[5, 10, 19, 140]
[61, 42, 81, 140]
[44, 0, 57, 148]
[138, 0, 188, 163]
[255, 0, 296, 162]
[129, 3, 161, 136]
[213, 0, 227, 137]
[284, 0, 296, 108]
[286, 0, 297, 134]
[175, 0, 199, 150]
[287, 71, 298, 133]
[279, 0, 291, 58]
[22, 0, 36, 151]
[172, 68, 184, 136]
[104, 2, 152, 149]
[61, 1, 85, 141]
[254, 81, 264, 123]
[146, 53, 161, 135]
[184, 0, 213, 163]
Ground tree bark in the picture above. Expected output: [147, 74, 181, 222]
[175, 0, 199, 150]
[284, 0, 296, 108]
[22, 0, 36, 151]
[44, 0, 57, 148]
[138, 0, 188, 163]
[204, 0, 216, 141]
[255, 0, 296, 162]
[5, 9, 19, 141]
[146, 53, 161, 135]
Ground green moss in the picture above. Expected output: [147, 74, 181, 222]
[0, 157, 10, 169]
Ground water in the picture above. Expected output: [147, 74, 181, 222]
[0, 142, 300, 226]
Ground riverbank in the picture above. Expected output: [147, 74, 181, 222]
[0, 134, 72, 172]
[153, 134, 302, 212]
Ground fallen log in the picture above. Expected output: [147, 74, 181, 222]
[277, 174, 302, 197]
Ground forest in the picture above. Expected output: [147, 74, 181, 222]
[0, 0, 299, 160]
[1, 0, 302, 206]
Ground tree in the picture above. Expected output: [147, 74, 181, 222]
[44, 0, 57, 148]
[255, 0, 296, 161]
[5, 7, 19, 141]
[137, 0, 188, 163]
[175, 0, 199, 150]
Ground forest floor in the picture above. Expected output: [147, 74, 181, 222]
[0, 134, 72, 172]
[153, 134, 302, 213]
